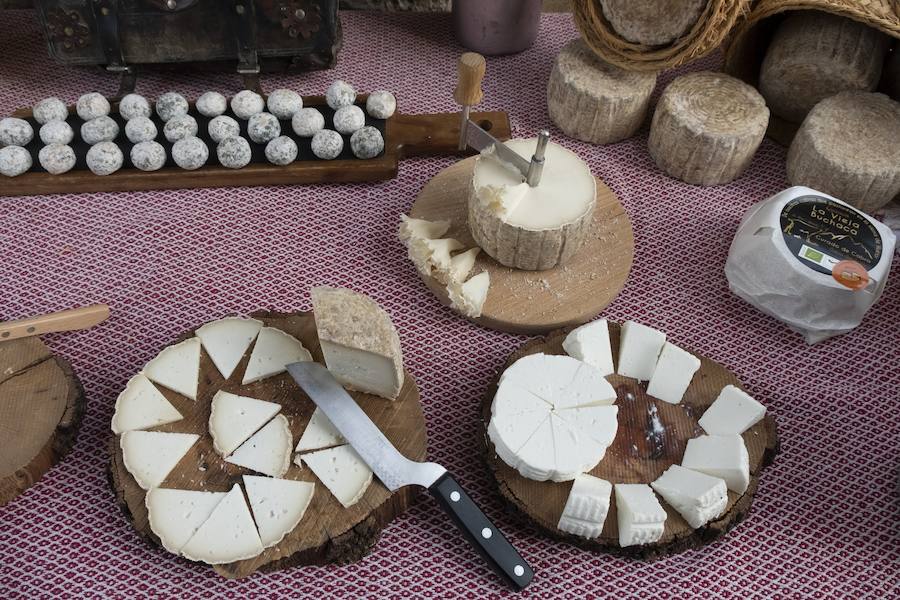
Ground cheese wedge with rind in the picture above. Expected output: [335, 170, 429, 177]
[301, 444, 373, 509]
[180, 484, 264, 564]
[616, 321, 666, 381]
[196, 317, 263, 380]
[615, 483, 667, 547]
[682, 434, 750, 494]
[146, 488, 227, 554]
[447, 271, 490, 318]
[142, 337, 201, 400]
[241, 327, 313, 385]
[209, 390, 281, 456]
[295, 406, 346, 452]
[111, 373, 183, 434]
[646, 342, 701, 404]
[557, 474, 612, 539]
[398, 214, 451, 242]
[698, 385, 766, 435]
[225, 414, 292, 477]
[243, 475, 315, 548]
[651, 464, 728, 529]
[121, 431, 199, 490]
[562, 319, 615, 376]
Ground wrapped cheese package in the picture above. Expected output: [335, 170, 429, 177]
[725, 186, 895, 344]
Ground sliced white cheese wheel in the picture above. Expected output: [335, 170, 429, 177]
[146, 488, 227, 554]
[498, 353, 581, 404]
[562, 319, 615, 376]
[616, 320, 666, 381]
[682, 434, 750, 494]
[301, 444, 373, 509]
[180, 484, 264, 564]
[208, 390, 281, 456]
[555, 362, 617, 410]
[548, 413, 609, 481]
[241, 326, 313, 384]
[295, 407, 346, 452]
[651, 464, 728, 529]
[503, 417, 556, 481]
[142, 338, 201, 400]
[243, 475, 315, 548]
[398, 214, 451, 242]
[120, 431, 199, 490]
[408, 237, 464, 277]
[196, 317, 263, 380]
[698, 385, 766, 435]
[646, 342, 700, 405]
[489, 410, 550, 471]
[225, 414, 292, 477]
[557, 474, 612, 539]
[615, 483, 666, 547]
[447, 271, 490, 318]
[111, 373, 183, 434]
[556, 404, 618, 448]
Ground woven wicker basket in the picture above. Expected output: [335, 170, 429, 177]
[573, 0, 753, 72]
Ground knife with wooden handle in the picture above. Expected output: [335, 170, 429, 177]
[0, 304, 110, 341]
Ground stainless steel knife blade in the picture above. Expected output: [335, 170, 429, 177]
[465, 120, 532, 179]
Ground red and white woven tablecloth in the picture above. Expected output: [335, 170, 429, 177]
[1, 9, 898, 599]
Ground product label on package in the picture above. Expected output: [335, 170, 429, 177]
[780, 195, 883, 276]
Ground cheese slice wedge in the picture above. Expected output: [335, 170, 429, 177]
[243, 475, 316, 548]
[651, 464, 728, 529]
[557, 474, 612, 539]
[121, 431, 199, 490]
[447, 271, 490, 318]
[208, 390, 281, 456]
[142, 338, 201, 400]
[616, 321, 666, 381]
[555, 362, 617, 410]
[646, 342, 701, 405]
[489, 410, 550, 471]
[508, 417, 557, 481]
[146, 488, 227, 554]
[111, 373, 183, 434]
[398, 214, 451, 242]
[548, 413, 609, 481]
[295, 407, 346, 452]
[241, 327, 313, 384]
[196, 317, 263, 380]
[180, 484, 264, 564]
[556, 404, 619, 448]
[698, 385, 766, 435]
[562, 319, 615, 376]
[300, 444, 373, 508]
[681, 434, 750, 494]
[225, 414, 292, 477]
[615, 483, 667, 547]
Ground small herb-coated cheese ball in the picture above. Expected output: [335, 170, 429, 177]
[208, 115, 240, 144]
[0, 145, 32, 177]
[131, 141, 167, 172]
[311, 129, 343, 160]
[333, 105, 365, 135]
[38, 143, 76, 175]
[247, 112, 281, 144]
[265, 135, 298, 165]
[350, 126, 385, 159]
[217, 136, 252, 169]
[81, 115, 120, 144]
[291, 107, 325, 137]
[125, 116, 158, 143]
[0, 117, 34, 146]
[266, 89, 303, 120]
[231, 90, 265, 120]
[172, 136, 208, 170]
[76, 92, 110, 121]
[326, 80, 356, 110]
[196, 91, 228, 118]
[365, 91, 396, 120]
[39, 120, 74, 145]
[86, 141, 123, 176]
[164, 114, 199, 143]
[155, 92, 189, 122]
[118, 93, 151, 120]
[33, 97, 69, 125]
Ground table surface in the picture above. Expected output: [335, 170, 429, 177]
[1, 10, 898, 600]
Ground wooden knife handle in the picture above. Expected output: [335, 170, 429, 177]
[454, 52, 486, 106]
[0, 304, 110, 341]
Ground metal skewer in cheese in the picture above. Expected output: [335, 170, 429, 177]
[648, 71, 768, 185]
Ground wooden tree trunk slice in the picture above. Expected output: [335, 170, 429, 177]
[480, 323, 779, 559]
[409, 157, 634, 335]
[108, 310, 428, 579]
[0, 336, 85, 507]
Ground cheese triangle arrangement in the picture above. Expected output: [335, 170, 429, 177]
[111, 374, 183, 434]
[243, 475, 315, 548]
[225, 414, 293, 478]
[208, 390, 282, 456]
[146, 488, 228, 554]
[180, 484, 264, 565]
[142, 338, 201, 401]
[242, 327, 313, 384]
[120, 431, 199, 490]
[196, 317, 263, 380]
[298, 444, 373, 509]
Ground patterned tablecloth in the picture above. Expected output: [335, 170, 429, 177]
[1, 9, 898, 599]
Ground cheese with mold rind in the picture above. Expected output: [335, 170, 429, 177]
[141, 338, 201, 400]
[243, 475, 315, 548]
[209, 390, 281, 456]
[146, 488, 227, 554]
[300, 444, 373, 509]
[651, 464, 728, 529]
[196, 317, 263, 380]
[241, 326, 312, 384]
[180, 484, 264, 564]
[225, 414, 292, 477]
[646, 342, 700, 404]
[111, 373, 183, 434]
[121, 431, 199, 490]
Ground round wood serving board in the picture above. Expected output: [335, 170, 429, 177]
[108, 310, 428, 579]
[409, 157, 634, 335]
[480, 323, 779, 559]
[0, 336, 85, 507]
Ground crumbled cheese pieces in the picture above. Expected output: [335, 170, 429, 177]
[398, 214, 451, 242]
[142, 338, 201, 400]
[208, 390, 281, 456]
[562, 319, 614, 376]
[121, 431, 199, 490]
[616, 320, 665, 381]
[242, 327, 313, 384]
[300, 444, 373, 508]
[196, 317, 263, 380]
[445, 247, 480, 284]
[180, 484, 264, 564]
[225, 415, 292, 478]
[111, 374, 183, 434]
[615, 484, 667, 547]
[682, 435, 750, 494]
[698, 385, 766, 435]
[243, 475, 315, 548]
[447, 271, 490, 318]
[557, 474, 612, 539]
[651, 465, 728, 529]
[409, 237, 464, 276]
[146, 488, 227, 554]
[295, 407, 346, 452]
[646, 342, 701, 404]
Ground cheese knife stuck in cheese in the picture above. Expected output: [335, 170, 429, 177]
[287, 361, 534, 591]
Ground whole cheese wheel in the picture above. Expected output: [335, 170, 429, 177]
[648, 71, 768, 186]
[547, 38, 657, 145]
[598, 0, 706, 46]
[759, 12, 890, 123]
[786, 91, 900, 214]
[468, 139, 596, 271]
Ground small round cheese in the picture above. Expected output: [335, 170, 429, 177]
[291, 107, 325, 137]
[311, 129, 343, 160]
[350, 126, 384, 159]
[196, 91, 228, 118]
[39, 120, 74, 145]
[155, 92, 189, 122]
[264, 135, 298, 165]
[118, 93, 151, 120]
[208, 115, 240, 144]
[131, 141, 167, 172]
[266, 88, 303, 120]
[80, 115, 119, 145]
[76, 92, 110, 121]
[172, 136, 208, 170]
[599, 0, 706, 45]
[231, 90, 265, 120]
[0, 145, 32, 177]
[333, 105, 365, 135]
[365, 91, 396, 120]
[163, 114, 198, 143]
[0, 117, 34, 147]
[217, 136, 252, 169]
[326, 80, 356, 110]
[86, 141, 123, 176]
[38, 143, 76, 175]
[247, 112, 281, 144]
[125, 116, 157, 143]
[32, 97, 68, 124]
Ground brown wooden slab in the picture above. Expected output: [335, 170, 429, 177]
[0, 337, 85, 507]
[409, 157, 634, 334]
[108, 310, 428, 579]
[480, 323, 779, 559]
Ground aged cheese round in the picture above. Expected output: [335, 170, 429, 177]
[131, 141, 167, 172]
[292, 108, 325, 137]
[266, 89, 303, 120]
[81, 116, 119, 145]
[350, 126, 384, 159]
[333, 105, 365, 135]
[125, 116, 157, 144]
[247, 112, 281, 144]
[366, 91, 396, 120]
[311, 129, 344, 160]
[163, 114, 198, 143]
[468, 138, 596, 270]
[759, 12, 890, 123]
[326, 80, 356, 110]
[38, 143, 76, 175]
[0, 117, 34, 146]
[196, 91, 228, 118]
[32, 97, 68, 124]
[0, 145, 32, 177]
[217, 136, 252, 169]
[118, 93, 151, 120]
[207, 115, 240, 144]
[265, 136, 298, 166]
[39, 120, 74, 145]
[786, 92, 900, 213]
[172, 136, 209, 171]
[155, 92, 189, 122]
[86, 142, 123, 176]
[231, 90, 265, 120]
[76, 92, 110, 121]
[547, 38, 656, 145]
[648, 71, 768, 185]
[599, 0, 706, 46]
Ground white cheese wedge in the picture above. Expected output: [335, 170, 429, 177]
[208, 390, 281, 456]
[498, 353, 582, 403]
[196, 317, 263, 380]
[408, 237, 465, 277]
[556, 404, 618, 448]
[616, 321, 666, 381]
[300, 444, 373, 509]
[445, 247, 480, 284]
[555, 362, 618, 410]
[242, 327, 313, 384]
[142, 338, 201, 400]
[698, 385, 766, 435]
[682, 434, 750, 494]
[646, 342, 701, 404]
[507, 417, 557, 481]
[111, 373, 183, 434]
[311, 286, 404, 400]
[295, 407, 346, 452]
[447, 271, 490, 318]
[651, 464, 728, 529]
[180, 484, 264, 564]
[615, 483, 667, 547]
[225, 414, 292, 477]
[489, 411, 551, 472]
[548, 413, 609, 481]
[557, 474, 612, 539]
[398, 214, 451, 242]
[562, 319, 614, 376]
[243, 475, 315, 548]
[145, 488, 227, 554]
[120, 431, 199, 490]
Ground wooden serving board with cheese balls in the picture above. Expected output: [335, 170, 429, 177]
[480, 320, 779, 558]
[107, 288, 427, 578]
